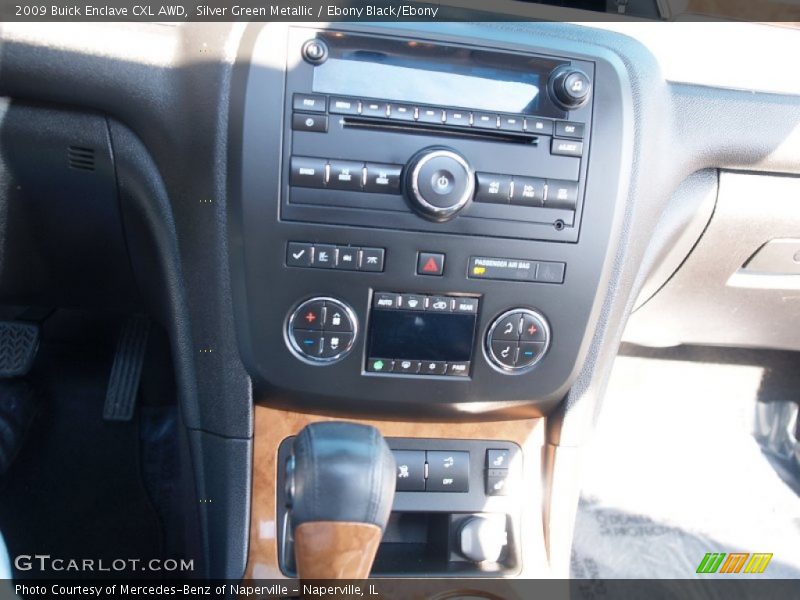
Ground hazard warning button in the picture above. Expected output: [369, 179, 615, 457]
[417, 252, 445, 276]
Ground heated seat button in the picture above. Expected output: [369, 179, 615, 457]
[292, 113, 328, 133]
[291, 330, 323, 357]
[486, 468, 511, 496]
[490, 341, 518, 368]
[290, 156, 327, 188]
[520, 314, 546, 342]
[426, 451, 469, 492]
[392, 450, 426, 492]
[475, 173, 512, 204]
[328, 160, 364, 190]
[292, 300, 324, 331]
[486, 449, 511, 469]
[364, 163, 402, 193]
[511, 176, 546, 207]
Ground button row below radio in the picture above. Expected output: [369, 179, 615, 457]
[475, 172, 579, 210]
[286, 242, 384, 272]
[367, 358, 470, 377]
[290, 156, 402, 194]
[372, 292, 479, 314]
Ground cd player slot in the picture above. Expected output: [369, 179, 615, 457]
[342, 117, 540, 146]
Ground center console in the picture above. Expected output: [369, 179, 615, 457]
[231, 23, 628, 418]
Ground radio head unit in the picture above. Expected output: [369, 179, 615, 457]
[283, 28, 594, 243]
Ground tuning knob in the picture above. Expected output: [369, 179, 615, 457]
[549, 67, 591, 110]
[404, 147, 475, 222]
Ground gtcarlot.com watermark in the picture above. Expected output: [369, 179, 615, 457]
[14, 554, 194, 573]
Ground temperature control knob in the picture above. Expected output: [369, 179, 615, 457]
[287, 297, 358, 364]
[404, 147, 475, 222]
[485, 308, 550, 372]
[549, 67, 592, 110]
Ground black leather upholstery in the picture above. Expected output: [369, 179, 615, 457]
[289, 422, 396, 529]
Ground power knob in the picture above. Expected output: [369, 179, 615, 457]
[549, 66, 592, 110]
[404, 147, 475, 222]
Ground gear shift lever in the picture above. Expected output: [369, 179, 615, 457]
[287, 422, 396, 579]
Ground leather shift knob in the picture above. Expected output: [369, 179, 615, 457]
[289, 422, 396, 579]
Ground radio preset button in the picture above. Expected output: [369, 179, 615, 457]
[328, 160, 364, 190]
[329, 97, 359, 115]
[389, 104, 416, 121]
[473, 112, 499, 129]
[417, 107, 444, 124]
[475, 172, 512, 204]
[445, 110, 471, 127]
[551, 139, 584, 157]
[292, 94, 327, 113]
[499, 115, 524, 132]
[555, 121, 585, 139]
[361, 101, 389, 118]
[545, 180, 579, 209]
[525, 117, 554, 135]
[292, 112, 328, 133]
[364, 163, 402, 193]
[511, 176, 546, 207]
[290, 156, 327, 188]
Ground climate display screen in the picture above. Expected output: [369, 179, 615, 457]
[368, 309, 476, 362]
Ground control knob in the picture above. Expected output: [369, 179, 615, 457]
[549, 66, 592, 110]
[404, 146, 475, 222]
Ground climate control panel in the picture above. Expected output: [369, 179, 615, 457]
[485, 309, 551, 372]
[286, 297, 358, 364]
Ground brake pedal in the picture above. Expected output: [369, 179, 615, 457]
[104, 315, 150, 422]
[0, 321, 40, 378]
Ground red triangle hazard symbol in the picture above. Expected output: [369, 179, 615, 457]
[422, 257, 439, 272]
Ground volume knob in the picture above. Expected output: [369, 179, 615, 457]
[404, 147, 475, 222]
[549, 67, 591, 110]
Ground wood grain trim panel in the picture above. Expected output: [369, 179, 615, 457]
[246, 404, 546, 579]
[294, 521, 382, 579]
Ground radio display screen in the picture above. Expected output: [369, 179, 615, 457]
[312, 32, 567, 117]
[368, 309, 477, 362]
